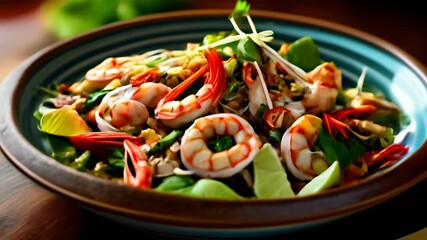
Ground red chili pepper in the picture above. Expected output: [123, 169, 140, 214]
[323, 113, 349, 140]
[242, 61, 257, 85]
[264, 106, 290, 129]
[331, 105, 376, 121]
[161, 48, 225, 105]
[161, 62, 209, 104]
[69, 132, 142, 152]
[365, 144, 409, 169]
[130, 67, 162, 86]
[123, 139, 153, 189]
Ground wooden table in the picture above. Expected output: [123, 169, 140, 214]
[1, 1, 426, 239]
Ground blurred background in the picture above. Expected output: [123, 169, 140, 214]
[1, 0, 426, 82]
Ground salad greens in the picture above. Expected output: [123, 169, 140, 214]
[34, 0, 409, 200]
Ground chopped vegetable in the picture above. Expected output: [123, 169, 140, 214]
[34, 0, 409, 199]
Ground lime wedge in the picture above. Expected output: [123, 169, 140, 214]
[253, 143, 295, 199]
[298, 161, 341, 196]
[188, 179, 244, 200]
[40, 105, 92, 136]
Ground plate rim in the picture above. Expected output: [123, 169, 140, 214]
[1, 9, 426, 231]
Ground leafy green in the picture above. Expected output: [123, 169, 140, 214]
[203, 31, 230, 46]
[156, 176, 244, 200]
[208, 136, 235, 152]
[155, 175, 196, 191]
[203, 31, 239, 59]
[282, 36, 322, 72]
[267, 129, 281, 144]
[81, 89, 110, 113]
[33, 111, 43, 122]
[46, 134, 76, 164]
[316, 128, 366, 168]
[188, 179, 244, 200]
[237, 37, 263, 64]
[97, 148, 125, 177]
[148, 130, 183, 155]
[230, 0, 250, 20]
[38, 86, 59, 98]
[70, 150, 92, 171]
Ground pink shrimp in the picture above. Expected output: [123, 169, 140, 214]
[129, 82, 171, 108]
[280, 114, 324, 180]
[85, 57, 135, 82]
[85, 49, 167, 82]
[302, 62, 342, 114]
[95, 82, 170, 132]
[180, 113, 262, 178]
[243, 62, 270, 116]
[155, 48, 226, 128]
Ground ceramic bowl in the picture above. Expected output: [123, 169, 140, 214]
[1, 9, 426, 238]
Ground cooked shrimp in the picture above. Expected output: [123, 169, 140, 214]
[280, 114, 325, 180]
[130, 82, 171, 108]
[155, 48, 226, 128]
[180, 113, 262, 178]
[243, 61, 273, 116]
[86, 56, 135, 82]
[85, 49, 168, 82]
[123, 139, 153, 188]
[96, 85, 149, 132]
[302, 62, 342, 114]
[95, 82, 170, 131]
[108, 100, 149, 129]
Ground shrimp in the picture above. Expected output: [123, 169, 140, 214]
[96, 86, 148, 132]
[243, 61, 273, 116]
[86, 56, 136, 82]
[130, 82, 171, 108]
[155, 48, 226, 129]
[180, 113, 262, 178]
[280, 114, 325, 180]
[302, 62, 342, 114]
[96, 82, 169, 132]
[85, 49, 168, 82]
[123, 139, 153, 188]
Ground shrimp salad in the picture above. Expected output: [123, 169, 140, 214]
[35, 1, 409, 199]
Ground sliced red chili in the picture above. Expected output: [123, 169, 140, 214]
[323, 113, 349, 140]
[331, 105, 376, 121]
[130, 67, 162, 86]
[69, 132, 142, 152]
[123, 139, 153, 189]
[264, 106, 290, 129]
[366, 144, 409, 169]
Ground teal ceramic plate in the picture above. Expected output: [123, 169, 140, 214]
[1, 9, 426, 238]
